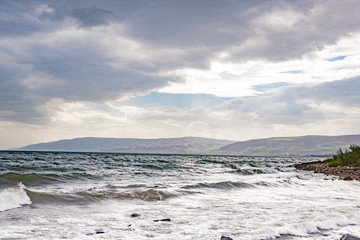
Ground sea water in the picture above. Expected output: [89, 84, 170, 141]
[0, 151, 359, 240]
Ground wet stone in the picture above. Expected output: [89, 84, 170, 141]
[220, 236, 233, 240]
[153, 218, 171, 222]
[86, 230, 105, 236]
[341, 234, 360, 240]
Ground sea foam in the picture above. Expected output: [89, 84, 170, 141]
[0, 182, 32, 212]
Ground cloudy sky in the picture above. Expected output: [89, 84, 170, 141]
[1, 0, 360, 149]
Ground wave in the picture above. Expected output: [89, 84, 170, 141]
[0, 183, 32, 212]
[233, 168, 265, 175]
[181, 180, 277, 190]
[134, 164, 164, 170]
[120, 188, 170, 201]
[0, 172, 62, 187]
[229, 163, 286, 175]
[0, 172, 99, 187]
[24, 187, 174, 205]
[182, 181, 255, 190]
[197, 159, 227, 165]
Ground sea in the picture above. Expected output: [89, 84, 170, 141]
[0, 151, 359, 240]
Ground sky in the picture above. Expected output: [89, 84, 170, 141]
[1, 0, 360, 149]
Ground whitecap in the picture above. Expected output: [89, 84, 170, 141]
[0, 182, 32, 212]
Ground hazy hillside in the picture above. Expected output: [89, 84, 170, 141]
[219, 134, 360, 156]
[15, 134, 360, 155]
[16, 137, 235, 154]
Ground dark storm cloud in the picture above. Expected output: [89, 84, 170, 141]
[0, 66, 50, 123]
[0, 1, 40, 37]
[0, 34, 172, 123]
[0, 0, 360, 124]
[2, 0, 360, 55]
[71, 6, 114, 28]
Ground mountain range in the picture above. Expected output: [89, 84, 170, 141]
[15, 134, 360, 156]
[218, 134, 360, 156]
[15, 137, 234, 154]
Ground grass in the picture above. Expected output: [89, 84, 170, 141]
[324, 144, 360, 167]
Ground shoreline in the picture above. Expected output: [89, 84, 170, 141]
[295, 161, 360, 181]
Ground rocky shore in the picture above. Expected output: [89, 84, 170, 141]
[295, 161, 360, 181]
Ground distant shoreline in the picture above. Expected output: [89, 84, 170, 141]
[12, 134, 360, 156]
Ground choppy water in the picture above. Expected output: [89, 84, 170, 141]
[0, 151, 359, 240]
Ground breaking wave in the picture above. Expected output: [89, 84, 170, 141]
[24, 187, 174, 205]
[0, 183, 31, 212]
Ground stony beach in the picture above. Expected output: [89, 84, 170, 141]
[295, 161, 360, 181]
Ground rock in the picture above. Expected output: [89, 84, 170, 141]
[343, 176, 353, 181]
[86, 230, 105, 236]
[341, 234, 360, 240]
[153, 218, 171, 222]
[220, 236, 233, 240]
[131, 213, 140, 218]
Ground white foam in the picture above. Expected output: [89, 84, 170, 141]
[1, 156, 360, 239]
[0, 183, 32, 212]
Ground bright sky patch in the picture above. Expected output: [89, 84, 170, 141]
[327, 56, 347, 61]
[124, 92, 234, 109]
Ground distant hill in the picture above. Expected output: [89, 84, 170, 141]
[219, 134, 360, 156]
[15, 134, 360, 156]
[16, 137, 235, 154]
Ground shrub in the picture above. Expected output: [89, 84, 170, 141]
[325, 144, 360, 167]
[349, 144, 360, 152]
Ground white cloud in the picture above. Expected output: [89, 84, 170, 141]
[1, 0, 360, 148]
[159, 32, 360, 97]
[250, 8, 304, 32]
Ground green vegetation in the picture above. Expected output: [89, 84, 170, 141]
[324, 144, 360, 167]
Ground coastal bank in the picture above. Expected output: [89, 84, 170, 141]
[295, 145, 360, 181]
